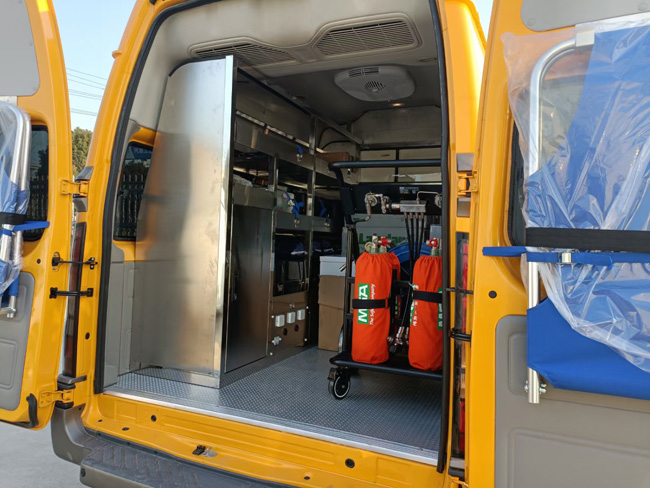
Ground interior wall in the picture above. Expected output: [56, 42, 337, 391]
[104, 120, 142, 387]
[352, 106, 442, 147]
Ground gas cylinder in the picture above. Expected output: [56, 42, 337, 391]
[408, 238, 443, 371]
[352, 245, 400, 364]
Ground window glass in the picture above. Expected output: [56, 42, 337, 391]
[24, 126, 48, 241]
[113, 142, 152, 240]
[508, 125, 525, 246]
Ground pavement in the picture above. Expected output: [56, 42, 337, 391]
[0, 421, 84, 488]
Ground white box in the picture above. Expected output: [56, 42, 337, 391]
[320, 255, 355, 277]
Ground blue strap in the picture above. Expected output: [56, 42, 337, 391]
[482, 246, 527, 257]
[0, 221, 50, 236]
[292, 202, 304, 219]
[15, 221, 50, 232]
[483, 246, 650, 266]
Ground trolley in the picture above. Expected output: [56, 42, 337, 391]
[326, 159, 445, 399]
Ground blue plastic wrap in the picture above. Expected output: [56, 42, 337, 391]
[503, 15, 650, 374]
[0, 103, 29, 295]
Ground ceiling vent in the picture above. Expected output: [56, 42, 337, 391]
[190, 42, 296, 66]
[334, 66, 415, 102]
[315, 19, 418, 57]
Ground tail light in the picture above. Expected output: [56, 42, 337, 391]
[62, 222, 86, 378]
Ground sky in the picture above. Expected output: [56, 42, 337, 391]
[55, 0, 494, 131]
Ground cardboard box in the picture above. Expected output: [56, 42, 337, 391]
[318, 275, 345, 351]
[318, 305, 343, 351]
[319, 275, 345, 308]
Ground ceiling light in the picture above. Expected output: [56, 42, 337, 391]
[391, 102, 404, 107]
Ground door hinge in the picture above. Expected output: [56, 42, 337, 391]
[60, 179, 89, 197]
[450, 477, 469, 488]
[38, 389, 74, 408]
[457, 171, 478, 197]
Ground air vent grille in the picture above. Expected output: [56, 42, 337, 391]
[349, 67, 380, 78]
[315, 20, 417, 57]
[191, 43, 296, 66]
[364, 81, 386, 93]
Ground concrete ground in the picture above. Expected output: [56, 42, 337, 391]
[0, 421, 84, 488]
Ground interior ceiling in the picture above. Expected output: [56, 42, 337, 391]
[131, 0, 440, 130]
[267, 64, 440, 125]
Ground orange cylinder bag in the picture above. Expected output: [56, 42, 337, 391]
[408, 255, 443, 371]
[351, 252, 400, 364]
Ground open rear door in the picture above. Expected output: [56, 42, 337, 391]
[0, 0, 73, 428]
[473, 1, 650, 486]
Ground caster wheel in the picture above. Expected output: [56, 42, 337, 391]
[328, 370, 351, 400]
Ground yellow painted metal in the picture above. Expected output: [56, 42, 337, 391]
[60, 179, 89, 197]
[464, 0, 566, 486]
[436, 0, 485, 480]
[58, 0, 483, 486]
[38, 389, 74, 408]
[0, 0, 73, 428]
[457, 171, 478, 197]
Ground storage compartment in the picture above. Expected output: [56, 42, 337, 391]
[102, 0, 450, 464]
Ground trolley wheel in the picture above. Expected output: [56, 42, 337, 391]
[328, 368, 351, 400]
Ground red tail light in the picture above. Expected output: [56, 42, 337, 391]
[62, 222, 86, 378]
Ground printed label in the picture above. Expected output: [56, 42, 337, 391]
[357, 283, 369, 324]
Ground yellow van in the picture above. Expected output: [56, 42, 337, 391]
[2, 0, 650, 487]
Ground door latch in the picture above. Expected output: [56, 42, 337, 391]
[450, 328, 471, 343]
[49, 287, 93, 299]
[60, 179, 89, 197]
[457, 171, 478, 197]
[38, 389, 74, 408]
[52, 255, 97, 270]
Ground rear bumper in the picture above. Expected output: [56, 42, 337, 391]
[51, 406, 292, 488]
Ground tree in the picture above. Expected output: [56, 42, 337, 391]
[71, 127, 92, 176]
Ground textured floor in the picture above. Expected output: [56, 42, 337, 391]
[109, 348, 441, 462]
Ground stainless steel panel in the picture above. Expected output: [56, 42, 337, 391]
[231, 184, 274, 209]
[224, 205, 273, 372]
[132, 57, 235, 376]
[236, 75, 311, 144]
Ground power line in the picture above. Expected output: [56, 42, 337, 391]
[69, 89, 103, 101]
[68, 78, 106, 91]
[68, 74, 105, 88]
[67, 67, 108, 81]
[71, 108, 98, 117]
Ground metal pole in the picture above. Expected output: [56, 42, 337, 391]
[525, 38, 577, 403]
[7, 109, 31, 318]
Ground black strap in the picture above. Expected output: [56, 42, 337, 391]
[413, 291, 442, 303]
[0, 212, 26, 226]
[526, 227, 650, 253]
[352, 298, 389, 309]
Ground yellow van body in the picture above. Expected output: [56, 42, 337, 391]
[9, 0, 650, 487]
[1, 1, 484, 487]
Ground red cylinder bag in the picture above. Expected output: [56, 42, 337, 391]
[352, 252, 400, 364]
[409, 255, 443, 371]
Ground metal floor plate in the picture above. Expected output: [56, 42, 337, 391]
[108, 348, 441, 464]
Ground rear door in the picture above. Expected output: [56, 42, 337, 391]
[0, 0, 73, 428]
[471, 1, 650, 486]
